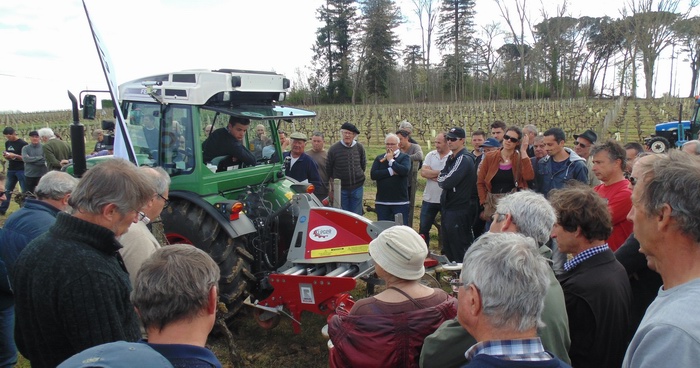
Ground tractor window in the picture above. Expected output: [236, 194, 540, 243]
[247, 121, 275, 161]
[124, 102, 195, 175]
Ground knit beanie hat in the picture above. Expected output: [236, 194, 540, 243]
[369, 226, 427, 280]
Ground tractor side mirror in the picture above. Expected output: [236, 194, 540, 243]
[82, 94, 97, 120]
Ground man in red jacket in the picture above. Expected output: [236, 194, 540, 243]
[591, 140, 633, 251]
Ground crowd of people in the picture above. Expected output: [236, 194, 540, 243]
[2, 118, 700, 367]
[325, 120, 700, 368]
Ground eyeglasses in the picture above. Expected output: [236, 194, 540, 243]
[138, 211, 151, 225]
[503, 134, 519, 143]
[446, 137, 458, 142]
[574, 141, 588, 148]
[157, 193, 170, 209]
[449, 279, 465, 293]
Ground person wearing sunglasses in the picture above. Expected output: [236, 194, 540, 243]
[477, 126, 534, 224]
[573, 129, 600, 187]
[119, 166, 171, 287]
[437, 127, 478, 263]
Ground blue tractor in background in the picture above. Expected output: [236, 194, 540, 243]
[646, 97, 700, 153]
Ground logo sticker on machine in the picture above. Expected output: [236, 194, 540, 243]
[309, 226, 337, 242]
[310, 244, 369, 258]
[300, 284, 315, 304]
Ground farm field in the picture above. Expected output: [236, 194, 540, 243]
[2, 97, 697, 367]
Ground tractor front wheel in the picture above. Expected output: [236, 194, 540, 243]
[161, 199, 256, 325]
[648, 136, 671, 153]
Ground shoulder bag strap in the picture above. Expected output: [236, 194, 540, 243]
[387, 286, 425, 309]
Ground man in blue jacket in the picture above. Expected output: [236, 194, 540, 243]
[536, 127, 588, 197]
[437, 127, 477, 263]
[283, 132, 322, 195]
[370, 133, 411, 224]
[0, 171, 77, 368]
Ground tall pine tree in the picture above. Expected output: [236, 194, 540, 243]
[435, 0, 476, 100]
[360, 0, 402, 101]
[311, 0, 357, 103]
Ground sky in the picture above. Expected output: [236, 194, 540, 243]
[1, 0, 697, 113]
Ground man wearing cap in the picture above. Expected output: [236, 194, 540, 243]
[1, 127, 27, 216]
[283, 132, 322, 195]
[398, 120, 419, 144]
[58, 341, 173, 368]
[202, 116, 256, 169]
[21, 131, 47, 194]
[371, 133, 411, 225]
[536, 127, 588, 198]
[326, 122, 366, 215]
[438, 127, 477, 263]
[573, 129, 600, 187]
[131, 245, 222, 367]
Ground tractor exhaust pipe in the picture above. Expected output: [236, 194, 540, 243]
[68, 91, 87, 177]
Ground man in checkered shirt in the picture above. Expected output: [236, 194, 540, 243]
[549, 184, 632, 368]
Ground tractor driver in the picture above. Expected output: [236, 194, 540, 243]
[202, 116, 256, 170]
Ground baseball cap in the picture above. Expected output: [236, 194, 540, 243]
[58, 341, 173, 368]
[446, 127, 466, 139]
[481, 138, 501, 148]
[29, 131, 39, 137]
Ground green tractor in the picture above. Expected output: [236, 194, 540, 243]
[69, 69, 386, 333]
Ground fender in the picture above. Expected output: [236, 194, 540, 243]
[169, 190, 256, 238]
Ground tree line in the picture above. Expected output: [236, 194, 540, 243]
[289, 0, 700, 105]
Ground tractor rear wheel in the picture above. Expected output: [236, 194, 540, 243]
[161, 199, 256, 324]
[648, 136, 671, 153]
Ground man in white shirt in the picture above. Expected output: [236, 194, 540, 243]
[418, 132, 450, 247]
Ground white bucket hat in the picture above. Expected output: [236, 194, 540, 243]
[369, 226, 427, 280]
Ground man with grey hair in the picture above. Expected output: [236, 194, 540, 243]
[523, 124, 538, 157]
[37, 127, 72, 171]
[681, 139, 700, 155]
[0, 172, 78, 367]
[0, 171, 78, 276]
[132, 244, 222, 367]
[12, 159, 156, 368]
[453, 233, 568, 367]
[119, 167, 171, 286]
[421, 191, 571, 367]
[623, 151, 700, 367]
[370, 133, 411, 224]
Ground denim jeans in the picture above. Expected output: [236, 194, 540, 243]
[418, 201, 441, 247]
[0, 306, 17, 368]
[375, 203, 410, 225]
[341, 186, 364, 216]
[0, 170, 26, 214]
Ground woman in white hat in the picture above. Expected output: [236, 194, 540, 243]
[328, 226, 457, 368]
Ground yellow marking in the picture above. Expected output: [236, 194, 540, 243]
[285, 191, 294, 200]
[310, 245, 369, 258]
